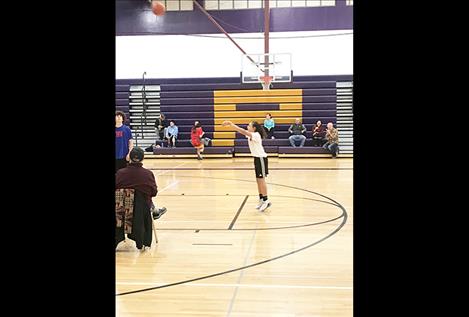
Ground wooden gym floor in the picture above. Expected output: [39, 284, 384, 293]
[116, 157, 353, 316]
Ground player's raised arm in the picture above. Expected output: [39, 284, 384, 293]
[222, 120, 253, 138]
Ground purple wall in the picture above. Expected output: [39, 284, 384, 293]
[116, 0, 352, 36]
[115, 74, 353, 85]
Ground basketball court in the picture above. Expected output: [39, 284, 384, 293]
[116, 1, 353, 315]
[116, 158, 352, 316]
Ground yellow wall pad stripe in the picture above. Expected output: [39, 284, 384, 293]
[214, 125, 239, 132]
[279, 103, 303, 110]
[214, 89, 302, 97]
[211, 139, 235, 147]
[214, 117, 305, 125]
[213, 104, 236, 111]
[214, 110, 302, 118]
[214, 96, 302, 104]
[213, 132, 236, 139]
[147, 154, 232, 159]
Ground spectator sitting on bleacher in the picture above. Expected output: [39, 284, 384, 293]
[312, 120, 326, 147]
[288, 118, 307, 147]
[166, 120, 179, 148]
[155, 113, 168, 141]
[263, 113, 275, 139]
[323, 122, 339, 158]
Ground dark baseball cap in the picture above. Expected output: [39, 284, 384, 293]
[129, 147, 144, 162]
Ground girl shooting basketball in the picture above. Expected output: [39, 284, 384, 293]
[222, 120, 271, 211]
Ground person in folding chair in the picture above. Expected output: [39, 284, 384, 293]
[115, 147, 167, 249]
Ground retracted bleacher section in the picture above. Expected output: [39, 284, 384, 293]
[115, 84, 130, 124]
[116, 75, 353, 158]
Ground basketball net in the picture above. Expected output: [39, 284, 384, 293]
[260, 76, 273, 91]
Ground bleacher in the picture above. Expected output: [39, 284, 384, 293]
[115, 75, 353, 158]
[115, 84, 130, 118]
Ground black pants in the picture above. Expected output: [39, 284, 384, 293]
[265, 127, 275, 138]
[145, 145, 154, 152]
[157, 128, 165, 141]
[116, 158, 128, 173]
[312, 136, 325, 147]
[167, 135, 177, 147]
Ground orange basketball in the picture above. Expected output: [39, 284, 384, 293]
[151, 1, 166, 16]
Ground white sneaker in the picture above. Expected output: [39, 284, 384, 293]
[256, 199, 264, 209]
[259, 200, 272, 212]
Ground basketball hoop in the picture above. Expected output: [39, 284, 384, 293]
[260, 76, 273, 91]
[241, 53, 292, 86]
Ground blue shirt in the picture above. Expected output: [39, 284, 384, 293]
[264, 118, 275, 129]
[166, 125, 179, 138]
[116, 125, 132, 159]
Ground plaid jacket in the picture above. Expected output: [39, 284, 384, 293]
[115, 188, 135, 234]
[326, 128, 339, 144]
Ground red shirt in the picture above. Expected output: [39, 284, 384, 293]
[116, 163, 157, 207]
[313, 125, 326, 137]
[191, 127, 204, 146]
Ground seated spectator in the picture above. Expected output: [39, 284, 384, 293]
[165, 120, 179, 148]
[116, 147, 167, 221]
[288, 118, 307, 147]
[155, 113, 168, 141]
[263, 113, 275, 139]
[323, 122, 339, 158]
[312, 120, 326, 146]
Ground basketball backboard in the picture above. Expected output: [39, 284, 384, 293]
[241, 53, 292, 88]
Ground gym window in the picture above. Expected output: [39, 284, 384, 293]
[204, 0, 336, 11]
[162, 0, 194, 11]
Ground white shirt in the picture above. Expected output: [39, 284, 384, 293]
[247, 132, 267, 158]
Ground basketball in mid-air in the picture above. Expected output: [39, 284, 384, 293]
[151, 1, 166, 16]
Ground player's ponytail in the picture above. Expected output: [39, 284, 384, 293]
[251, 121, 267, 139]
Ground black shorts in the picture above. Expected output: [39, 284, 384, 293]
[253, 157, 268, 178]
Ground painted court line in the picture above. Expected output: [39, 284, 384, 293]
[228, 195, 249, 230]
[149, 167, 353, 171]
[158, 180, 179, 193]
[226, 230, 257, 317]
[153, 162, 187, 176]
[192, 243, 233, 246]
[160, 221, 312, 223]
[116, 282, 352, 290]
